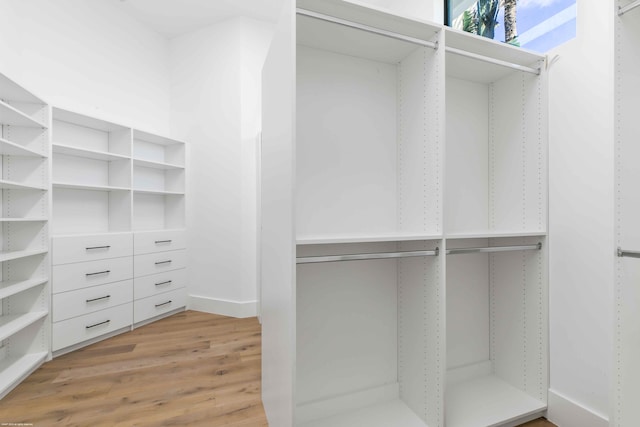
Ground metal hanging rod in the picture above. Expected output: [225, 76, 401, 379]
[296, 8, 438, 50]
[446, 243, 542, 255]
[619, 0, 640, 16]
[445, 46, 541, 75]
[296, 248, 439, 264]
[617, 247, 640, 258]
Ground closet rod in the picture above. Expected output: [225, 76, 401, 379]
[446, 242, 542, 255]
[296, 248, 439, 264]
[296, 8, 438, 50]
[617, 247, 640, 258]
[445, 46, 541, 75]
[619, 0, 640, 16]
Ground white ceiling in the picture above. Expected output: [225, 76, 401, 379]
[115, 0, 283, 38]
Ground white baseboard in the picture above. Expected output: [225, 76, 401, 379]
[547, 389, 609, 427]
[188, 294, 257, 318]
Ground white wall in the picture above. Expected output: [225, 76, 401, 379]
[0, 0, 171, 134]
[547, 1, 614, 425]
[170, 17, 273, 318]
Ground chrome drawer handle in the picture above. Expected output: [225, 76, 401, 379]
[155, 300, 172, 308]
[86, 319, 110, 329]
[155, 240, 172, 244]
[86, 270, 110, 277]
[86, 295, 110, 303]
[155, 260, 172, 265]
[86, 245, 111, 250]
[155, 280, 172, 286]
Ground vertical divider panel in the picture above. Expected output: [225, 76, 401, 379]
[615, 3, 640, 425]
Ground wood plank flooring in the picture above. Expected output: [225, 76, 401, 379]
[0, 310, 556, 426]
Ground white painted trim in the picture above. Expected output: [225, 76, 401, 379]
[188, 294, 257, 318]
[547, 389, 609, 427]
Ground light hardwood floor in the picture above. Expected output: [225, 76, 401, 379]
[0, 310, 555, 426]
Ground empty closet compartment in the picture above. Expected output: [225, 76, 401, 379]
[444, 31, 547, 237]
[445, 236, 547, 427]
[296, 240, 442, 427]
[295, 12, 442, 242]
[132, 130, 184, 194]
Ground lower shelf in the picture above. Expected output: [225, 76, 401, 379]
[446, 374, 546, 427]
[0, 352, 47, 398]
[299, 399, 427, 427]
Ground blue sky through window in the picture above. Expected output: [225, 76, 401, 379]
[449, 0, 576, 53]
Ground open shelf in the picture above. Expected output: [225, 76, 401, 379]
[53, 182, 129, 192]
[446, 375, 546, 427]
[0, 278, 48, 301]
[0, 352, 48, 398]
[0, 73, 44, 104]
[133, 158, 184, 170]
[299, 399, 427, 427]
[133, 188, 184, 196]
[0, 100, 47, 128]
[0, 217, 47, 223]
[0, 249, 48, 263]
[0, 138, 46, 158]
[0, 179, 46, 191]
[445, 230, 547, 240]
[0, 311, 47, 342]
[297, 232, 443, 245]
[52, 143, 129, 161]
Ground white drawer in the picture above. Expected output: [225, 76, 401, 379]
[52, 256, 133, 294]
[52, 302, 132, 351]
[53, 233, 133, 265]
[134, 288, 186, 324]
[134, 230, 186, 255]
[53, 280, 133, 322]
[134, 249, 186, 277]
[134, 269, 186, 300]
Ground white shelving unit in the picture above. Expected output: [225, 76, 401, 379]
[50, 109, 187, 355]
[0, 72, 50, 399]
[615, 2, 640, 425]
[261, 1, 548, 426]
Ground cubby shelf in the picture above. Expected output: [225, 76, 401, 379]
[53, 182, 129, 192]
[0, 352, 48, 399]
[0, 278, 48, 301]
[133, 158, 184, 170]
[133, 189, 184, 196]
[52, 143, 129, 161]
[0, 249, 48, 263]
[0, 218, 48, 222]
[0, 138, 46, 158]
[0, 180, 47, 191]
[0, 311, 48, 342]
[446, 375, 546, 427]
[0, 100, 47, 128]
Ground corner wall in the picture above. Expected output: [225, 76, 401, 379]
[0, 0, 171, 134]
[170, 17, 274, 318]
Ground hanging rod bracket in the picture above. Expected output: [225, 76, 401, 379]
[619, 0, 640, 16]
[617, 247, 640, 258]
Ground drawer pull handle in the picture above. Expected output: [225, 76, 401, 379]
[155, 260, 172, 265]
[155, 240, 172, 244]
[155, 280, 172, 286]
[86, 320, 110, 329]
[86, 245, 111, 250]
[86, 295, 111, 303]
[155, 300, 172, 308]
[86, 270, 110, 277]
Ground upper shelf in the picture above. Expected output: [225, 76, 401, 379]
[0, 72, 45, 105]
[133, 158, 184, 170]
[445, 27, 545, 83]
[0, 100, 47, 128]
[52, 143, 129, 162]
[0, 138, 46, 158]
[297, 232, 443, 245]
[0, 179, 47, 191]
[133, 130, 185, 147]
[53, 108, 128, 133]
